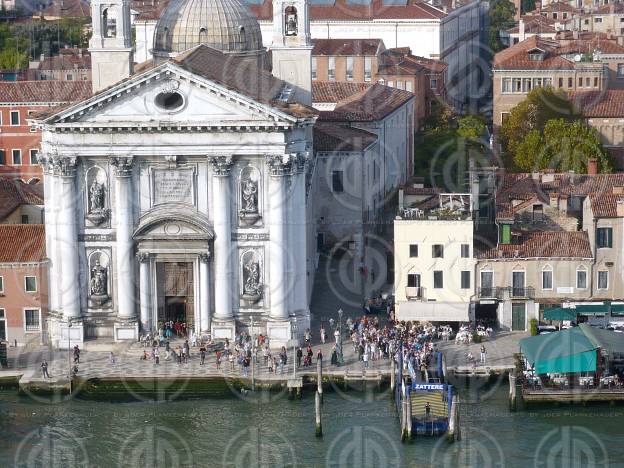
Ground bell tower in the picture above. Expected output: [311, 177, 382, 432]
[270, 0, 312, 105]
[89, 0, 133, 93]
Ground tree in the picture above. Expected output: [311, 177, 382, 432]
[500, 87, 579, 156]
[512, 119, 613, 173]
[489, 0, 516, 52]
[521, 0, 536, 14]
[457, 115, 487, 140]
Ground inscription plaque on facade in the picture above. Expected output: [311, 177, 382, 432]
[153, 168, 194, 205]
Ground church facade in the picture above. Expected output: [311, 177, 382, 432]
[38, 0, 317, 347]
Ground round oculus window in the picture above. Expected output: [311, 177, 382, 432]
[154, 91, 184, 111]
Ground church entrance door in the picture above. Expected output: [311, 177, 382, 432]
[156, 262, 194, 326]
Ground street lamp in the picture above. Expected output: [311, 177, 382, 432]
[292, 317, 298, 379]
[337, 308, 344, 365]
[67, 319, 73, 379]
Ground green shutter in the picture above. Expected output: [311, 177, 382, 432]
[501, 224, 511, 244]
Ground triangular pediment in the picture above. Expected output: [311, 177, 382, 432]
[43, 62, 299, 128]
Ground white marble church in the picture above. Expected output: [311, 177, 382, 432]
[38, 0, 320, 347]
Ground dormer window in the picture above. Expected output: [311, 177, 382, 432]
[528, 48, 545, 61]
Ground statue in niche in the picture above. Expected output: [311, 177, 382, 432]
[89, 180, 105, 212]
[89, 258, 109, 306]
[241, 255, 262, 305]
[86, 172, 109, 226]
[241, 178, 258, 213]
[285, 6, 298, 36]
[239, 169, 261, 226]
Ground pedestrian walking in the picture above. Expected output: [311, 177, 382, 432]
[109, 352, 116, 365]
[363, 351, 369, 369]
[334, 328, 340, 344]
[154, 348, 160, 365]
[480, 345, 487, 364]
[216, 350, 222, 370]
[200, 346, 206, 365]
[73, 345, 80, 364]
[41, 360, 50, 379]
[425, 402, 431, 419]
[320, 326, 326, 344]
[317, 349, 323, 363]
[296, 347, 303, 368]
[229, 352, 235, 371]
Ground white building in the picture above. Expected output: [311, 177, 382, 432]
[394, 193, 475, 322]
[39, 0, 317, 347]
[134, 0, 487, 111]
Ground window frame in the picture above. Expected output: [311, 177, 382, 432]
[29, 148, 39, 165]
[331, 170, 344, 193]
[461, 244, 470, 258]
[0, 275, 3, 293]
[432, 244, 444, 258]
[364, 56, 372, 82]
[24, 275, 37, 293]
[460, 270, 471, 289]
[346, 56, 354, 81]
[598, 270, 609, 290]
[409, 244, 418, 258]
[576, 267, 588, 290]
[10, 110, 19, 126]
[11, 149, 22, 165]
[328, 56, 335, 81]
[433, 270, 443, 289]
[541, 266, 553, 290]
[23, 308, 41, 333]
[596, 227, 613, 248]
[311, 57, 317, 80]
[407, 273, 421, 288]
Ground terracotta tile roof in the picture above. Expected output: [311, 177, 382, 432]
[569, 90, 624, 118]
[493, 36, 574, 70]
[594, 2, 624, 14]
[172, 46, 318, 118]
[476, 231, 592, 259]
[312, 39, 384, 56]
[533, 2, 577, 13]
[314, 82, 414, 121]
[249, 0, 448, 22]
[0, 81, 92, 104]
[0, 178, 44, 221]
[314, 123, 377, 152]
[312, 82, 370, 102]
[507, 15, 557, 34]
[401, 186, 442, 195]
[0, 224, 46, 263]
[378, 50, 446, 76]
[39, 49, 91, 71]
[132, 0, 171, 20]
[39, 0, 90, 17]
[588, 193, 624, 218]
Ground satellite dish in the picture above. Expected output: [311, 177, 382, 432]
[574, 54, 582, 62]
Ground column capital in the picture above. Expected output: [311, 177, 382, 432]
[136, 252, 150, 263]
[56, 156, 78, 178]
[38, 152, 55, 175]
[209, 156, 233, 176]
[293, 152, 309, 174]
[266, 154, 294, 177]
[199, 251, 211, 263]
[111, 156, 134, 177]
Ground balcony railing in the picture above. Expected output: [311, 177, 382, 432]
[477, 286, 535, 300]
[406, 286, 425, 300]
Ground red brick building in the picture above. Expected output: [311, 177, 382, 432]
[0, 81, 91, 181]
[0, 224, 47, 345]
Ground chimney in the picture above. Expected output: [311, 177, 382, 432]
[613, 186, 624, 194]
[587, 158, 598, 175]
[536, 1, 541, 12]
[519, 19, 526, 42]
[399, 188, 404, 211]
[560, 196, 568, 214]
[617, 200, 624, 217]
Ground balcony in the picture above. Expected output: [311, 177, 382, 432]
[405, 286, 426, 300]
[510, 286, 535, 299]
[477, 286, 535, 300]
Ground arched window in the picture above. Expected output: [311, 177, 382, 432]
[285, 6, 298, 36]
[199, 27, 207, 43]
[541, 264, 553, 290]
[239, 25, 246, 45]
[102, 7, 117, 38]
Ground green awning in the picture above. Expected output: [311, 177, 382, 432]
[573, 302, 624, 315]
[543, 307, 577, 321]
[520, 327, 598, 374]
[580, 324, 624, 356]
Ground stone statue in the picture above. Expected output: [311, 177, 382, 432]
[241, 177, 258, 213]
[244, 260, 261, 296]
[89, 179, 105, 212]
[90, 259, 108, 299]
[286, 11, 297, 36]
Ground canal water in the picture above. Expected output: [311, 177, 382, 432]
[1, 379, 622, 467]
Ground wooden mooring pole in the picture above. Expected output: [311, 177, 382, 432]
[390, 358, 396, 392]
[315, 390, 323, 437]
[317, 358, 323, 403]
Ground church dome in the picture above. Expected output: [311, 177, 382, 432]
[152, 0, 264, 56]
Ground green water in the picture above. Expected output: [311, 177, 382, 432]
[1, 380, 622, 467]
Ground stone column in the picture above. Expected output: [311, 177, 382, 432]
[137, 252, 151, 332]
[57, 156, 81, 320]
[266, 154, 291, 321]
[41, 154, 59, 313]
[209, 156, 234, 321]
[199, 252, 211, 335]
[292, 153, 308, 315]
[111, 156, 138, 340]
